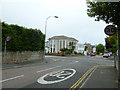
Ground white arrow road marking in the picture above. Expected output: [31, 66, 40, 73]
[0, 75, 24, 83]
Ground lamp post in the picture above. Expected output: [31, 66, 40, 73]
[45, 16, 58, 41]
[44, 16, 58, 54]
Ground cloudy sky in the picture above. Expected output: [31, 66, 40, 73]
[1, 0, 108, 45]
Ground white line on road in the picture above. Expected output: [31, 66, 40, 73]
[69, 61, 78, 65]
[36, 66, 61, 73]
[0, 75, 24, 83]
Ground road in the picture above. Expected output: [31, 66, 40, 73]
[2, 55, 114, 88]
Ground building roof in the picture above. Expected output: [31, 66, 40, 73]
[48, 35, 78, 42]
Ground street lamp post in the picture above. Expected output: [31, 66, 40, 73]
[44, 16, 58, 54]
[45, 16, 58, 40]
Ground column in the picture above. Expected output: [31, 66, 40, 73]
[59, 40, 60, 51]
[55, 40, 57, 53]
[62, 40, 63, 48]
[67, 41, 69, 48]
[65, 40, 66, 48]
[52, 40, 54, 53]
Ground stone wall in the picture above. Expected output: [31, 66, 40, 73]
[2, 51, 44, 64]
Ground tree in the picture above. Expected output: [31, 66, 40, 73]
[84, 46, 88, 51]
[96, 44, 104, 54]
[69, 42, 75, 53]
[87, 2, 120, 52]
[87, 2, 120, 25]
[105, 35, 118, 53]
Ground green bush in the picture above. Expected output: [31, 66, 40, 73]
[2, 22, 45, 51]
[65, 50, 71, 55]
[79, 53, 84, 55]
[74, 51, 78, 54]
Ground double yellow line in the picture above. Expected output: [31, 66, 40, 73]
[69, 64, 113, 90]
[69, 65, 97, 90]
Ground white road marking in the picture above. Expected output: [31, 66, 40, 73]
[36, 66, 61, 73]
[0, 75, 24, 83]
[53, 59, 59, 61]
[37, 60, 78, 73]
[37, 69, 76, 84]
[75, 61, 79, 62]
[45, 56, 59, 57]
[69, 61, 78, 65]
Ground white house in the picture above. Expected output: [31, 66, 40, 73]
[75, 43, 85, 53]
[75, 42, 96, 55]
[45, 35, 78, 53]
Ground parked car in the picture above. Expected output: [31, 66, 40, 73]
[90, 53, 96, 56]
[58, 52, 65, 56]
[103, 53, 110, 58]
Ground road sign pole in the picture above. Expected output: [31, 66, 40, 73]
[3, 36, 11, 63]
[118, 25, 120, 82]
[4, 40, 7, 62]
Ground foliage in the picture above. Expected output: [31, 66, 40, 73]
[60, 48, 68, 52]
[69, 42, 76, 53]
[87, 2, 120, 54]
[60, 48, 70, 55]
[87, 2, 120, 25]
[74, 51, 78, 54]
[96, 44, 105, 54]
[2, 22, 45, 51]
[65, 50, 71, 55]
[78, 53, 84, 55]
[84, 46, 88, 51]
[105, 35, 118, 53]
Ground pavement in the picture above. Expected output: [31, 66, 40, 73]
[1, 56, 119, 89]
[79, 65, 119, 89]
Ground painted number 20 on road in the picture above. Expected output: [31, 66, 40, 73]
[37, 69, 76, 84]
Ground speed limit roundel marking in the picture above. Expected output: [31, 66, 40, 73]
[104, 25, 117, 36]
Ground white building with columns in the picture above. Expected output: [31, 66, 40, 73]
[45, 35, 78, 53]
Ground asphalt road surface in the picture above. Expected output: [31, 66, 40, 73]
[2, 55, 114, 89]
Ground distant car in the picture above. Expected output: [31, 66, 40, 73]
[90, 53, 96, 56]
[103, 53, 110, 58]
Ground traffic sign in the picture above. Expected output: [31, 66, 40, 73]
[6, 36, 11, 42]
[104, 25, 117, 36]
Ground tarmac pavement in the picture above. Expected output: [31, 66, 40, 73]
[79, 65, 119, 89]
